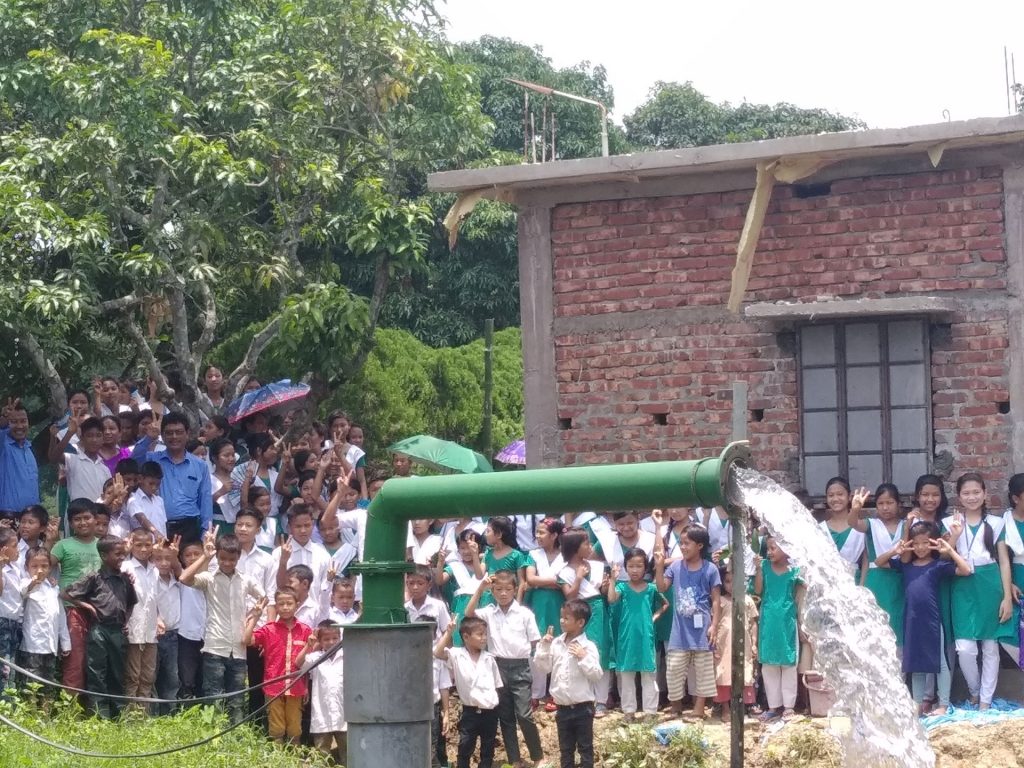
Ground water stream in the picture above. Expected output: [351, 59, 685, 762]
[730, 466, 935, 768]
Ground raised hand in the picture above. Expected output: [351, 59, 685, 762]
[652, 550, 665, 568]
[466, 538, 479, 559]
[164, 535, 182, 557]
[203, 525, 219, 558]
[610, 563, 621, 581]
[91, 376, 103, 395]
[541, 625, 555, 644]
[146, 413, 161, 440]
[1, 396, 21, 420]
[280, 537, 293, 560]
[851, 487, 871, 513]
[651, 509, 664, 527]
[947, 511, 964, 541]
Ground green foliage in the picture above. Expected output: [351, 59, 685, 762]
[0, 693, 331, 768]
[624, 81, 865, 150]
[762, 726, 842, 768]
[326, 326, 523, 459]
[601, 724, 715, 768]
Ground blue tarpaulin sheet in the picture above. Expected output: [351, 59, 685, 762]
[921, 699, 1024, 730]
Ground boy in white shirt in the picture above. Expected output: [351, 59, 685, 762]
[465, 571, 545, 768]
[153, 542, 182, 714]
[122, 529, 160, 707]
[434, 616, 503, 768]
[0, 530, 24, 690]
[326, 578, 360, 626]
[296, 621, 347, 764]
[19, 546, 72, 688]
[128, 461, 167, 541]
[273, 504, 331, 595]
[405, 566, 451, 634]
[177, 541, 207, 701]
[533, 600, 603, 768]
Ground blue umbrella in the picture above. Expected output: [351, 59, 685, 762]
[226, 379, 311, 425]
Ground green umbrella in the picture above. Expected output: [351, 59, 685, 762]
[387, 435, 493, 474]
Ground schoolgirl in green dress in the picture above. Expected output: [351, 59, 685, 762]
[558, 526, 613, 716]
[483, 516, 529, 600]
[607, 547, 669, 719]
[525, 518, 566, 705]
[944, 472, 1017, 710]
[434, 528, 488, 647]
[850, 483, 905, 641]
[820, 476, 866, 578]
[754, 536, 804, 722]
[1003, 474, 1024, 598]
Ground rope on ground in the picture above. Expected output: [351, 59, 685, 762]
[0, 640, 342, 759]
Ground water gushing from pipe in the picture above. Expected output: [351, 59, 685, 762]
[730, 467, 935, 768]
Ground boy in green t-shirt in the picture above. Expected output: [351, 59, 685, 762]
[49, 499, 100, 692]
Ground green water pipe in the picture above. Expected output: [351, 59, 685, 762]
[350, 442, 751, 624]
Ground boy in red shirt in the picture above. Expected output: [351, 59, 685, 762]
[243, 587, 313, 744]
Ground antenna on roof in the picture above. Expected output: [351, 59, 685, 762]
[505, 78, 610, 160]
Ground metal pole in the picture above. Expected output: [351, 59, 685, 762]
[600, 105, 609, 157]
[729, 381, 749, 768]
[523, 91, 529, 160]
[482, 318, 494, 460]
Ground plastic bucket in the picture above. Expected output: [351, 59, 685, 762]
[803, 672, 836, 717]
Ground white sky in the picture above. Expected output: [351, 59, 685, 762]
[440, 0, 1024, 130]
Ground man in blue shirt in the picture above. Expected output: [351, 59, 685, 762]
[132, 411, 212, 545]
[0, 397, 40, 520]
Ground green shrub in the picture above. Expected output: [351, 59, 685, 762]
[0, 693, 332, 768]
[601, 724, 715, 768]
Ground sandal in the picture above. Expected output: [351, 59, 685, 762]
[782, 708, 798, 722]
[758, 709, 781, 723]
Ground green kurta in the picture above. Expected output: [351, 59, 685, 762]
[613, 582, 662, 673]
[952, 560, 1017, 643]
[484, 548, 528, 575]
[1012, 519, 1024, 594]
[525, 551, 565, 637]
[758, 561, 800, 666]
[585, 594, 612, 670]
[864, 529, 905, 642]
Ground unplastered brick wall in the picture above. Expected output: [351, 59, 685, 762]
[550, 166, 1012, 493]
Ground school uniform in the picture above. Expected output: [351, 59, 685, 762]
[0, 560, 23, 690]
[863, 518, 905, 640]
[122, 556, 160, 702]
[557, 561, 612, 704]
[821, 521, 865, 576]
[154, 573, 181, 713]
[526, 547, 565, 698]
[127, 488, 167, 540]
[445, 646, 503, 768]
[18, 578, 70, 687]
[272, 538, 332, 596]
[534, 633, 603, 768]
[301, 648, 347, 761]
[438, 519, 487, 564]
[475, 601, 543, 765]
[231, 542, 278, 718]
[177, 580, 206, 700]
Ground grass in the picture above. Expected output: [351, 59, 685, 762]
[0, 690, 333, 768]
[600, 723, 715, 768]
[761, 726, 842, 768]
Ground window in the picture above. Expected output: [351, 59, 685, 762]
[799, 318, 930, 494]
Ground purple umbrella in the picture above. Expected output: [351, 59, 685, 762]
[495, 439, 526, 466]
[225, 379, 310, 425]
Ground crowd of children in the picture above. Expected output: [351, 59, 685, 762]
[6, 381, 1024, 766]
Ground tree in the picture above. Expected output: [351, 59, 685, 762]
[624, 81, 865, 150]
[0, 0, 489, 421]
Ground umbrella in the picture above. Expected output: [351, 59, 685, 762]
[388, 435, 493, 474]
[225, 379, 311, 425]
[495, 439, 526, 466]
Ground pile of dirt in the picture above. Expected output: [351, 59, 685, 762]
[442, 700, 1024, 766]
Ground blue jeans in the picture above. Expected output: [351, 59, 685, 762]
[201, 652, 247, 724]
[155, 631, 179, 715]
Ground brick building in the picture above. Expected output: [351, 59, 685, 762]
[430, 116, 1024, 502]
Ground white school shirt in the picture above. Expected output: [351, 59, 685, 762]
[65, 451, 111, 504]
[532, 634, 603, 706]
[475, 601, 540, 659]
[1002, 509, 1024, 566]
[335, 508, 367, 558]
[328, 606, 360, 626]
[558, 560, 606, 599]
[123, 557, 161, 644]
[944, 515, 1005, 567]
[156, 575, 181, 632]
[190, 569, 265, 658]
[179, 584, 207, 642]
[296, 593, 322, 628]
[215, 543, 278, 628]
[127, 488, 167, 539]
[273, 539, 331, 595]
[107, 506, 133, 541]
[445, 647, 502, 709]
[301, 649, 347, 733]
[0, 562, 24, 620]
[408, 533, 442, 566]
[21, 580, 71, 655]
[16, 539, 30, 574]
[405, 596, 451, 639]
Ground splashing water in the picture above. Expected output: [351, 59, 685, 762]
[730, 467, 935, 768]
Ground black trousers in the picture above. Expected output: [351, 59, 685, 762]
[431, 699, 446, 768]
[457, 705, 497, 768]
[246, 645, 266, 729]
[167, 517, 201, 547]
[555, 702, 595, 768]
[177, 636, 204, 700]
